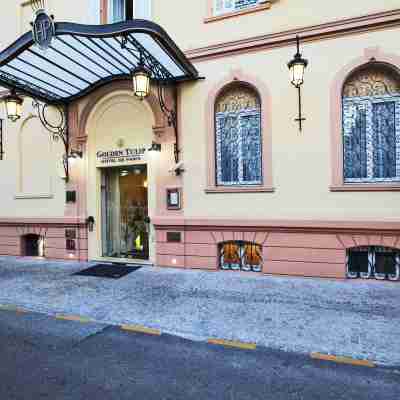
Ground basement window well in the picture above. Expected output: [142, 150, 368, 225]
[22, 234, 45, 257]
[347, 246, 400, 281]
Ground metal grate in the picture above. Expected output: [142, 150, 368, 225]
[347, 246, 400, 281]
[220, 241, 262, 272]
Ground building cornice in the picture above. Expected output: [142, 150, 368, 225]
[185, 9, 400, 62]
[0, 217, 87, 227]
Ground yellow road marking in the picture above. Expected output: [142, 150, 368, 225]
[0, 304, 26, 313]
[55, 314, 92, 323]
[120, 324, 161, 336]
[208, 338, 256, 350]
[310, 352, 375, 368]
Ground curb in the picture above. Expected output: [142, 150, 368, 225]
[0, 304, 27, 313]
[0, 305, 385, 366]
[311, 352, 376, 368]
[121, 324, 161, 336]
[56, 314, 93, 323]
[208, 338, 256, 350]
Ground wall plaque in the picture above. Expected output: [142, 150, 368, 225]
[167, 232, 182, 243]
[167, 188, 181, 210]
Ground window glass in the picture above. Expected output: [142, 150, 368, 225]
[109, 0, 126, 22]
[108, 0, 151, 22]
[342, 64, 400, 183]
[88, 0, 101, 24]
[215, 85, 262, 186]
[135, 0, 152, 20]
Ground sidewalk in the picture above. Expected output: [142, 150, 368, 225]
[0, 256, 399, 366]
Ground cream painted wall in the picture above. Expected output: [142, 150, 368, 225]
[154, 0, 400, 52]
[181, 27, 400, 221]
[0, 100, 66, 218]
[0, 0, 97, 219]
[0, 0, 96, 51]
[0, 1, 399, 224]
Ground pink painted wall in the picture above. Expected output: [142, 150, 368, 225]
[154, 218, 400, 279]
[0, 221, 88, 262]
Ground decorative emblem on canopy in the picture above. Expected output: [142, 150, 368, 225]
[31, 0, 55, 51]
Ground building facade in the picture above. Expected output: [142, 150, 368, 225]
[0, 0, 399, 280]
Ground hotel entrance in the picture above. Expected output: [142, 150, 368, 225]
[101, 164, 149, 261]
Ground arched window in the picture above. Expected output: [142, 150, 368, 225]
[342, 63, 400, 183]
[215, 84, 262, 186]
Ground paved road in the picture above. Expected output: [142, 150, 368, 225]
[0, 309, 399, 400]
[1, 257, 400, 366]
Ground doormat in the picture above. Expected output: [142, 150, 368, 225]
[74, 264, 142, 279]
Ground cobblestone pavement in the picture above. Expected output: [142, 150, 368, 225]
[0, 256, 399, 366]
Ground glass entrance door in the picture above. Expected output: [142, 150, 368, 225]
[101, 165, 149, 260]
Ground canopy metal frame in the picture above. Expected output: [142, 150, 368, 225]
[0, 19, 199, 177]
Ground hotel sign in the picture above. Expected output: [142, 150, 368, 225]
[96, 147, 146, 165]
[32, 10, 55, 51]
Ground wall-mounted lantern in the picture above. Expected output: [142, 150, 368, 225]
[86, 216, 95, 232]
[121, 37, 180, 163]
[132, 57, 151, 100]
[2, 93, 75, 182]
[288, 35, 308, 132]
[4, 90, 24, 122]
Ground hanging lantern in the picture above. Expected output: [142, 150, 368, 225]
[288, 35, 308, 88]
[132, 61, 150, 100]
[4, 90, 23, 122]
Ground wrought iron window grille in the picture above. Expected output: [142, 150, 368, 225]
[220, 241, 263, 272]
[342, 95, 400, 183]
[347, 246, 400, 281]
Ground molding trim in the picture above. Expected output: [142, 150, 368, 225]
[330, 47, 400, 191]
[330, 184, 400, 192]
[153, 217, 400, 235]
[205, 186, 275, 193]
[204, 1, 271, 24]
[205, 69, 274, 192]
[14, 194, 54, 199]
[0, 217, 87, 227]
[186, 9, 400, 62]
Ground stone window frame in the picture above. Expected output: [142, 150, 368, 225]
[205, 70, 274, 193]
[330, 48, 400, 192]
[100, 0, 152, 24]
[204, 0, 272, 24]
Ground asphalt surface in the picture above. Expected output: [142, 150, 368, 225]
[1, 257, 400, 366]
[0, 309, 399, 400]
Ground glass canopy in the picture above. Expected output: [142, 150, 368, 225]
[0, 20, 198, 104]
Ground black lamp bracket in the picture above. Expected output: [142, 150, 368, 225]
[120, 35, 180, 164]
[157, 81, 179, 164]
[31, 99, 71, 181]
